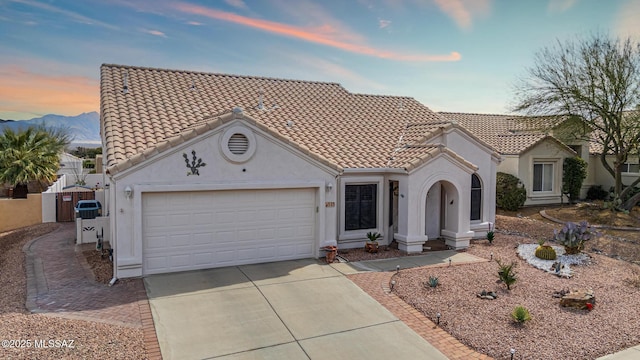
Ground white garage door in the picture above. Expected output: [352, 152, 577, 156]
[142, 188, 316, 275]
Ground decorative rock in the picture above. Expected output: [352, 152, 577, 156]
[560, 289, 595, 309]
[552, 288, 570, 298]
[476, 290, 497, 300]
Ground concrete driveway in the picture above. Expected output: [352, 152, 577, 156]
[144, 259, 447, 360]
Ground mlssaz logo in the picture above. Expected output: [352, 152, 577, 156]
[183, 150, 206, 176]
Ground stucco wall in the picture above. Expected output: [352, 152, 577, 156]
[444, 128, 499, 236]
[109, 119, 339, 278]
[497, 156, 519, 176]
[0, 194, 43, 232]
[589, 155, 640, 192]
[518, 140, 574, 206]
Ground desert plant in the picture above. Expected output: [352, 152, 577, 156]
[535, 244, 557, 260]
[366, 231, 382, 242]
[562, 157, 588, 204]
[496, 172, 527, 211]
[553, 221, 599, 254]
[427, 276, 439, 288]
[486, 222, 495, 244]
[511, 305, 531, 324]
[496, 259, 517, 290]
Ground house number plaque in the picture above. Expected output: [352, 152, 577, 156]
[325, 202, 335, 207]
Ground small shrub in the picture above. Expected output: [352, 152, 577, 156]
[586, 185, 609, 201]
[511, 305, 531, 324]
[496, 259, 517, 290]
[428, 276, 439, 288]
[496, 172, 527, 211]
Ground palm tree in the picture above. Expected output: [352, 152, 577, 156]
[0, 126, 70, 198]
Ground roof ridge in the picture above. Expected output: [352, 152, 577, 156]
[351, 93, 414, 99]
[101, 63, 345, 87]
[439, 111, 520, 117]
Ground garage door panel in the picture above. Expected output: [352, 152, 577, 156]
[192, 233, 212, 245]
[192, 213, 212, 225]
[143, 188, 316, 275]
[193, 252, 213, 265]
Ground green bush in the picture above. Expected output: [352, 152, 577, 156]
[562, 157, 587, 204]
[496, 172, 527, 211]
[586, 185, 609, 200]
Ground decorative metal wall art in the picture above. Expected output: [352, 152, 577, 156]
[183, 150, 206, 176]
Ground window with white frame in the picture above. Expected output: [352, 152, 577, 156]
[533, 163, 554, 192]
[622, 163, 640, 173]
[470, 174, 482, 221]
[345, 184, 377, 231]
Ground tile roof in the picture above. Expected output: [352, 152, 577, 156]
[101, 64, 466, 174]
[439, 112, 569, 155]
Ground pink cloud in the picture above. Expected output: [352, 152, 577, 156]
[433, 0, 491, 30]
[0, 65, 98, 119]
[141, 29, 168, 37]
[171, 2, 460, 62]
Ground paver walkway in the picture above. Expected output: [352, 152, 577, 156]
[23, 223, 162, 359]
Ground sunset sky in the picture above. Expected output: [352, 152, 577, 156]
[1, 0, 638, 120]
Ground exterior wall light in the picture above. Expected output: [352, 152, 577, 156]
[124, 185, 133, 199]
[325, 183, 333, 192]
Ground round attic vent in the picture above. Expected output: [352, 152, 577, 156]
[220, 126, 256, 164]
[228, 133, 249, 155]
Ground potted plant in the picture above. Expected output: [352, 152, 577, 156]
[365, 231, 382, 253]
[553, 221, 599, 255]
[322, 245, 338, 263]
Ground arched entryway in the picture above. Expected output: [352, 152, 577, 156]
[424, 180, 460, 241]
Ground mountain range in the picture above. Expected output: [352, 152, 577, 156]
[0, 112, 101, 147]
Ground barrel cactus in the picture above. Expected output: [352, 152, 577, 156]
[535, 245, 557, 260]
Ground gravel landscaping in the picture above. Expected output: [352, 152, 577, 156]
[393, 215, 640, 360]
[0, 224, 146, 360]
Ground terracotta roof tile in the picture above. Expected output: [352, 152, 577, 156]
[102, 64, 462, 173]
[440, 112, 561, 155]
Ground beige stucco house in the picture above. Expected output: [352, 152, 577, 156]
[101, 64, 500, 278]
[440, 112, 640, 205]
[440, 113, 582, 206]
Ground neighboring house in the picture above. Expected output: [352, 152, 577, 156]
[58, 152, 84, 180]
[101, 64, 500, 278]
[440, 113, 582, 206]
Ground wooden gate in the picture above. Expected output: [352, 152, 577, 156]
[56, 191, 95, 222]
